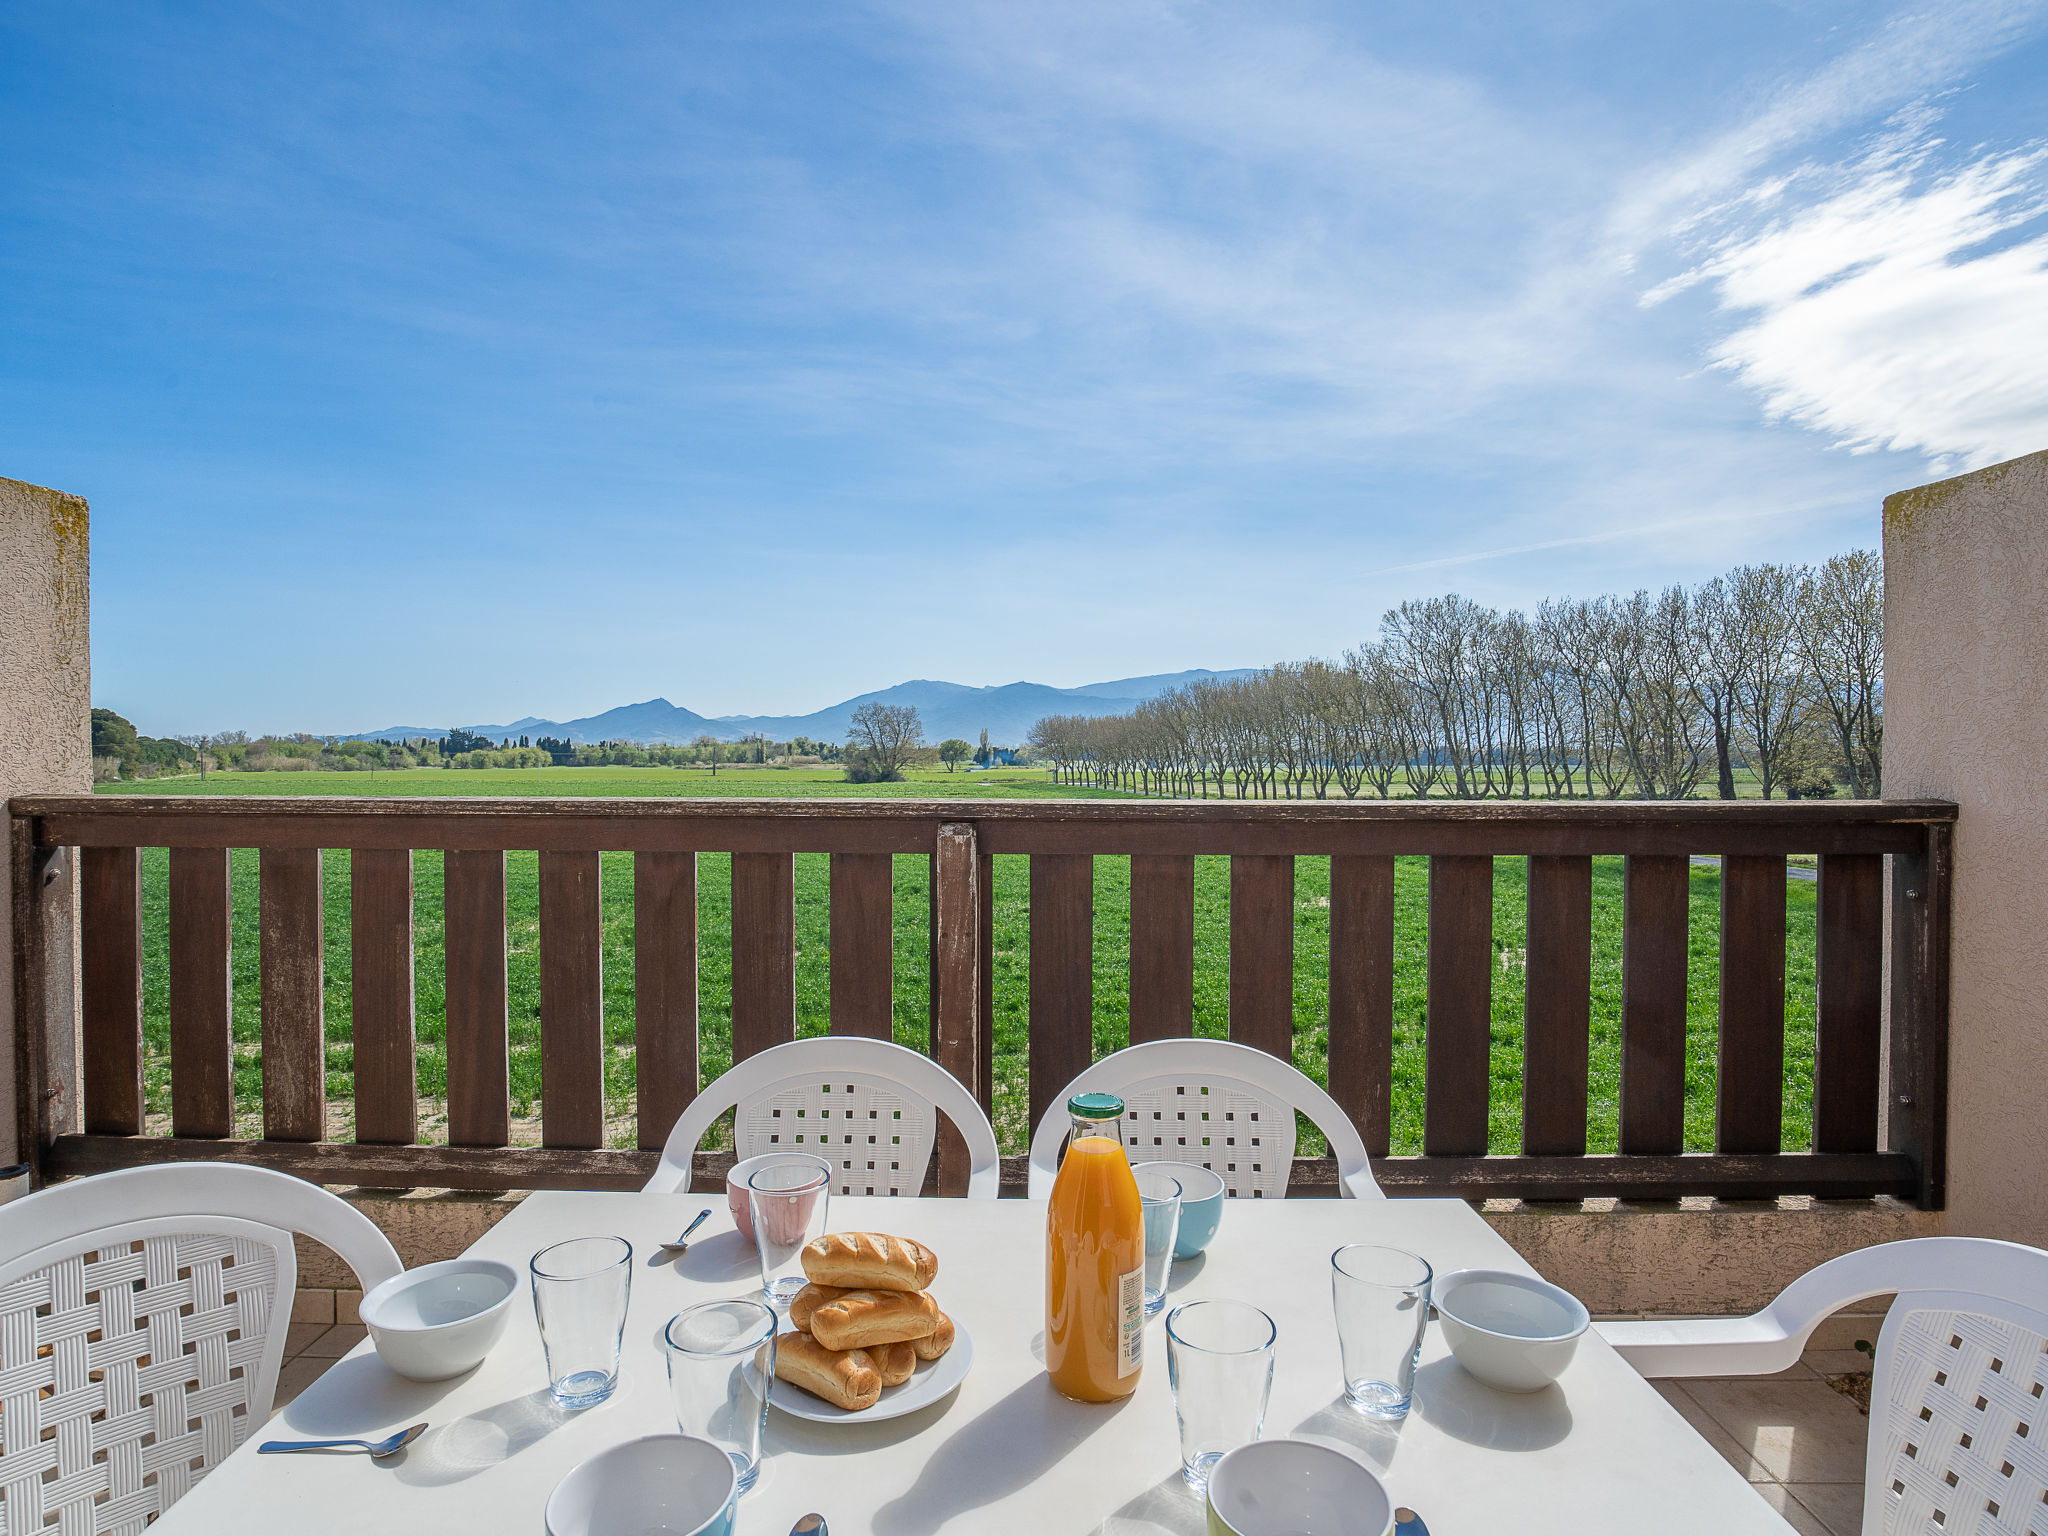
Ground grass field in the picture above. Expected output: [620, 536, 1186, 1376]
[101, 765, 1819, 1156]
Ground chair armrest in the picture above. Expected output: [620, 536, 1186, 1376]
[1596, 1316, 1804, 1378]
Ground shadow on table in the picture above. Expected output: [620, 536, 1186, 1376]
[1408, 1358, 1571, 1451]
[868, 1375, 1134, 1535]
[391, 1389, 577, 1487]
[1289, 1396, 1409, 1475]
[1092, 1470, 1207, 1536]
[277, 1357, 470, 1436]
[1166, 1253, 1206, 1293]
[674, 1229, 759, 1284]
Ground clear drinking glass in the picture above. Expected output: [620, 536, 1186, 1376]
[1330, 1244, 1432, 1419]
[1165, 1300, 1276, 1491]
[1133, 1167, 1182, 1318]
[530, 1236, 633, 1408]
[664, 1299, 778, 1493]
[748, 1158, 832, 1307]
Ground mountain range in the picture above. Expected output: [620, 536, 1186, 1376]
[347, 669, 1258, 748]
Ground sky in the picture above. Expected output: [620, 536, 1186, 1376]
[4, 2, 2046, 738]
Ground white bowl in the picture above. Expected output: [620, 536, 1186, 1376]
[546, 1434, 736, 1536]
[726, 1151, 833, 1244]
[1434, 1268, 1590, 1393]
[360, 1258, 519, 1382]
[1206, 1438, 1393, 1536]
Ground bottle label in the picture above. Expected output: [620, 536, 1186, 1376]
[1117, 1264, 1145, 1377]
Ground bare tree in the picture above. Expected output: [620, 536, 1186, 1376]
[176, 733, 217, 782]
[848, 702, 925, 782]
[1794, 550, 1883, 796]
[1686, 577, 1744, 799]
[1726, 564, 1807, 797]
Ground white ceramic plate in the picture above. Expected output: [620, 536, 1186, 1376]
[752, 1324, 974, 1424]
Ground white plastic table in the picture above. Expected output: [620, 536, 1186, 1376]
[160, 1193, 1794, 1534]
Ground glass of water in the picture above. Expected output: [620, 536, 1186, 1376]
[1133, 1167, 1183, 1318]
[1330, 1244, 1432, 1418]
[665, 1299, 779, 1493]
[1166, 1299, 1276, 1491]
[748, 1158, 832, 1307]
[530, 1236, 633, 1408]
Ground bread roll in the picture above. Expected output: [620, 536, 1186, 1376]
[911, 1310, 955, 1362]
[789, 1282, 847, 1332]
[800, 1232, 938, 1291]
[807, 1287, 941, 1351]
[875, 1340, 917, 1387]
[773, 1330, 880, 1412]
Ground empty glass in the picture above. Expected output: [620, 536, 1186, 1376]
[665, 1299, 778, 1493]
[1330, 1244, 1431, 1419]
[1166, 1300, 1276, 1491]
[1133, 1167, 1183, 1319]
[748, 1158, 833, 1306]
[531, 1236, 633, 1408]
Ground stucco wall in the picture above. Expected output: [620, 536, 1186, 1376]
[1, 475, 92, 1168]
[1883, 447, 2048, 1246]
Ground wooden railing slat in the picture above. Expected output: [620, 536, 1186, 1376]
[1129, 854, 1195, 1044]
[349, 848, 416, 1145]
[1889, 826, 1950, 1208]
[1425, 854, 1493, 1156]
[1029, 853, 1093, 1135]
[80, 845, 144, 1136]
[168, 846, 234, 1139]
[1815, 852, 1884, 1154]
[258, 847, 325, 1142]
[828, 853, 893, 1040]
[1717, 854, 1787, 1155]
[931, 824, 981, 1195]
[539, 849, 605, 1150]
[731, 852, 795, 1062]
[1619, 854, 1689, 1154]
[1523, 854, 1592, 1156]
[1327, 853, 1394, 1157]
[977, 849, 994, 1110]
[634, 851, 697, 1152]
[445, 849, 510, 1147]
[1228, 854, 1294, 1058]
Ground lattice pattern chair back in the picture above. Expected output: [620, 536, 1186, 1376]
[643, 1036, 1002, 1198]
[0, 1164, 402, 1536]
[1026, 1038, 1383, 1200]
[1867, 1293, 2048, 1536]
[734, 1074, 938, 1198]
[1114, 1074, 1295, 1199]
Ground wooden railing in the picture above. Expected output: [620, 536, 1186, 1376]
[7, 795, 1953, 1204]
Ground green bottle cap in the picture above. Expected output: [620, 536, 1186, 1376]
[1068, 1092, 1125, 1120]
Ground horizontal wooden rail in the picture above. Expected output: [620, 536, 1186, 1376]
[8, 793, 1954, 1208]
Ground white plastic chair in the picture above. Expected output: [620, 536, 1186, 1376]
[1025, 1038, 1383, 1200]
[1600, 1236, 2048, 1536]
[643, 1035, 1001, 1199]
[0, 1162, 402, 1536]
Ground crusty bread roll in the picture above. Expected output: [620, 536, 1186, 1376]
[807, 1287, 941, 1351]
[773, 1330, 880, 1412]
[911, 1310, 955, 1362]
[875, 1340, 917, 1387]
[800, 1232, 938, 1291]
[789, 1283, 847, 1333]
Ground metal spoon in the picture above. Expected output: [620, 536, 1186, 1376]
[258, 1423, 427, 1459]
[660, 1208, 714, 1253]
[790, 1517, 827, 1536]
[1394, 1508, 1430, 1535]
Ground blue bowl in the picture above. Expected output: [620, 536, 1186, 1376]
[1134, 1160, 1227, 1259]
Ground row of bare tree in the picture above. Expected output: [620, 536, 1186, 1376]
[1028, 552, 1883, 801]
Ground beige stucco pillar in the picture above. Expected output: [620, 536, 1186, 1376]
[1, 476, 91, 1168]
[1884, 447, 2048, 1245]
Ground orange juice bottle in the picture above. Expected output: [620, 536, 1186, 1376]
[1045, 1092, 1146, 1402]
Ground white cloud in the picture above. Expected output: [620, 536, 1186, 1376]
[1650, 133, 2048, 470]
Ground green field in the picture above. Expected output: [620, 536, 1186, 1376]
[101, 765, 1818, 1156]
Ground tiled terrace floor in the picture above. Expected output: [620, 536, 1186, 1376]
[272, 1293, 1878, 1535]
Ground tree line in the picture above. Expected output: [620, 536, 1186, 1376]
[1027, 552, 1883, 801]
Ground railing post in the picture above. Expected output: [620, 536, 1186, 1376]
[10, 813, 78, 1181]
[932, 822, 981, 1195]
[1887, 823, 1951, 1209]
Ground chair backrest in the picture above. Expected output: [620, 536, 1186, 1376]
[642, 1036, 1001, 1199]
[1025, 1038, 1383, 1200]
[0, 1163, 402, 1536]
[1861, 1241, 2048, 1536]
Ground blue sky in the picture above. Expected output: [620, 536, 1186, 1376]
[5, 2, 2046, 737]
